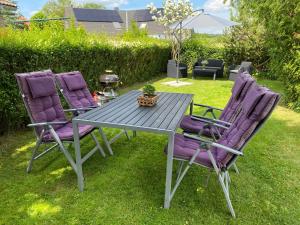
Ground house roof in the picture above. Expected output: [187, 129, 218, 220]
[132, 8, 162, 22]
[73, 8, 123, 23]
[72, 8, 162, 23]
[0, 0, 17, 7]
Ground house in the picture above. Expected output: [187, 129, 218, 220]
[64, 7, 165, 38]
[0, 0, 17, 26]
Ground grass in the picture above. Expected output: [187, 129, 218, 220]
[0, 77, 299, 225]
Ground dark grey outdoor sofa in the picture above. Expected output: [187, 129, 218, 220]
[193, 59, 224, 80]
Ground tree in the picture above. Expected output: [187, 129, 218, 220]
[225, 0, 300, 109]
[30, 11, 48, 29]
[148, 0, 193, 60]
[40, 0, 105, 17]
[80, 2, 105, 9]
[41, 0, 72, 17]
[122, 20, 148, 39]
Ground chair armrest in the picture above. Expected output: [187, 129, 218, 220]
[183, 133, 243, 156]
[64, 107, 97, 113]
[183, 133, 212, 143]
[211, 143, 243, 156]
[191, 115, 232, 126]
[191, 116, 229, 130]
[193, 103, 223, 111]
[28, 121, 68, 127]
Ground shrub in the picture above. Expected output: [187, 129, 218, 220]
[0, 27, 170, 133]
[223, 24, 270, 77]
[226, 0, 300, 109]
[180, 34, 224, 71]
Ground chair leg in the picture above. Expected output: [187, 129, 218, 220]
[98, 128, 114, 155]
[133, 130, 137, 137]
[204, 169, 212, 188]
[218, 172, 236, 218]
[27, 139, 42, 173]
[90, 132, 106, 158]
[207, 150, 236, 218]
[232, 163, 239, 174]
[124, 129, 130, 140]
[49, 128, 77, 173]
[176, 161, 184, 183]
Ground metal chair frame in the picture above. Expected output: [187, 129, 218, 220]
[54, 72, 130, 156]
[171, 94, 279, 217]
[16, 74, 106, 174]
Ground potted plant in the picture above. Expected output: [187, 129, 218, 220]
[201, 59, 208, 69]
[137, 84, 159, 107]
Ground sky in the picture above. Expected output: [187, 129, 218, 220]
[18, 0, 231, 19]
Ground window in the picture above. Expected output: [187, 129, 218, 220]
[139, 23, 147, 29]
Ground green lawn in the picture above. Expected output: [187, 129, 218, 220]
[0, 77, 299, 225]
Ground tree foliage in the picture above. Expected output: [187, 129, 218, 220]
[122, 21, 148, 40]
[40, 0, 105, 17]
[148, 0, 193, 60]
[225, 0, 300, 109]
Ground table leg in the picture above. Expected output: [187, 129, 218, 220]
[133, 130, 137, 137]
[73, 121, 84, 191]
[164, 132, 175, 208]
[213, 71, 216, 80]
[189, 100, 194, 115]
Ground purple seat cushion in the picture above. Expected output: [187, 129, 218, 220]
[15, 70, 67, 135]
[214, 86, 278, 167]
[180, 72, 254, 135]
[26, 76, 56, 98]
[55, 71, 97, 108]
[43, 122, 94, 142]
[180, 116, 212, 136]
[62, 73, 87, 91]
[219, 72, 254, 122]
[173, 84, 279, 170]
[171, 134, 221, 168]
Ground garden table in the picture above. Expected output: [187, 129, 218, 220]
[72, 90, 193, 208]
[194, 66, 219, 80]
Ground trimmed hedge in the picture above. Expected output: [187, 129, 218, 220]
[0, 28, 170, 133]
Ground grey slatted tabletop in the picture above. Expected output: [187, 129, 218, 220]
[73, 90, 193, 133]
[72, 90, 193, 208]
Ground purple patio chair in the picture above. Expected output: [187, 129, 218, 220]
[180, 72, 255, 138]
[54, 71, 130, 156]
[15, 70, 106, 173]
[167, 84, 280, 217]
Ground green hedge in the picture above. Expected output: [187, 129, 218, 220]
[0, 28, 170, 133]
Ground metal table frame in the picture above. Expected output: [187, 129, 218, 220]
[72, 90, 193, 208]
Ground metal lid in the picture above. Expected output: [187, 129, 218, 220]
[100, 74, 119, 83]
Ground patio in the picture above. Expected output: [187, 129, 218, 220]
[1, 77, 299, 225]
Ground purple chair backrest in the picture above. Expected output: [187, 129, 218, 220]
[213, 84, 280, 167]
[55, 71, 97, 109]
[219, 72, 255, 123]
[15, 70, 67, 137]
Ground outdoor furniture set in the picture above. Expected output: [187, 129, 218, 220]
[193, 59, 224, 80]
[15, 70, 279, 218]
